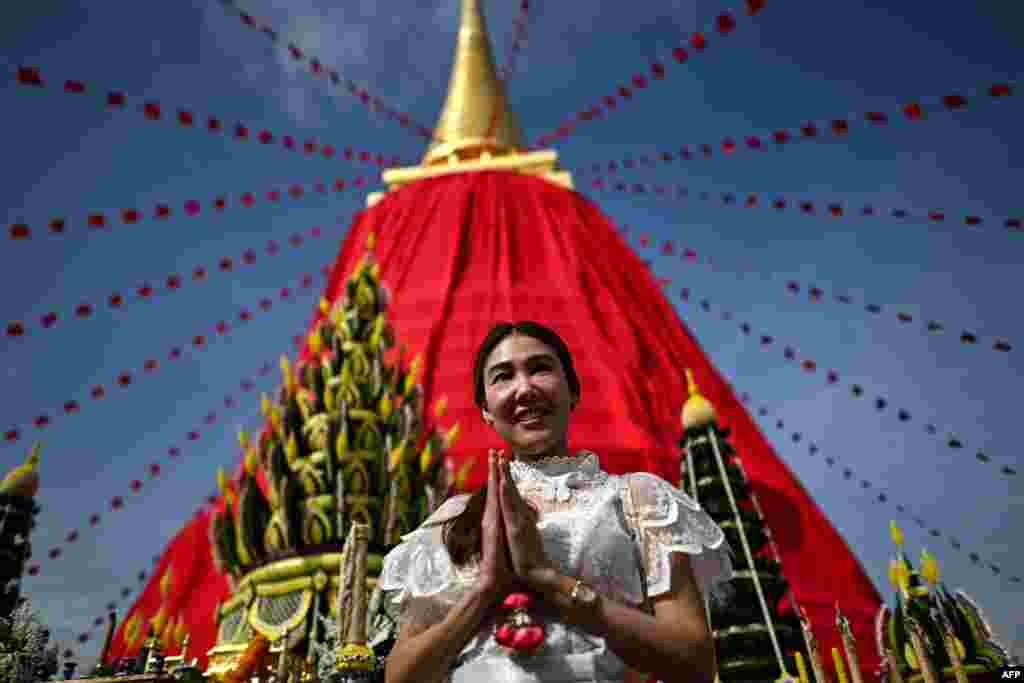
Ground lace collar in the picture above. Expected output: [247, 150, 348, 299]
[509, 450, 601, 483]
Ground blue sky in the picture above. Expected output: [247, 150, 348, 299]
[1, 0, 1021, 666]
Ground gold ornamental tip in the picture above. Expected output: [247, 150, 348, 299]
[367, 231, 376, 250]
[422, 0, 525, 166]
[681, 368, 717, 430]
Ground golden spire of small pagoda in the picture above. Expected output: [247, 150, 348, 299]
[682, 369, 717, 431]
[422, 0, 524, 165]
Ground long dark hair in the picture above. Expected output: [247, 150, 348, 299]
[442, 321, 580, 566]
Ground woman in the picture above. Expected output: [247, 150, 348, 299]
[380, 321, 732, 683]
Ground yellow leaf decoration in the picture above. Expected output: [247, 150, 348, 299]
[419, 440, 434, 474]
[920, 548, 940, 585]
[388, 439, 407, 472]
[889, 520, 904, 548]
[308, 328, 324, 355]
[887, 559, 902, 593]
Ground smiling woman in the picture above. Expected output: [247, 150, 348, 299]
[378, 321, 734, 683]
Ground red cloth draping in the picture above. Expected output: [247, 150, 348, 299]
[114, 170, 881, 678]
[106, 508, 227, 668]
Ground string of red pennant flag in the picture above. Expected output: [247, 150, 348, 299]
[575, 81, 1017, 174]
[738, 392, 1021, 586]
[216, 0, 435, 141]
[3, 265, 330, 447]
[500, 0, 532, 81]
[6, 225, 325, 340]
[626, 230, 1012, 354]
[666, 280, 1019, 479]
[596, 178, 1023, 236]
[24, 367, 275, 578]
[626, 232, 1018, 478]
[6, 62, 406, 170]
[531, 0, 767, 148]
[59, 503, 207, 647]
[7, 175, 370, 242]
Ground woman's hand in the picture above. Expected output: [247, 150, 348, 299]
[478, 451, 515, 603]
[498, 452, 554, 590]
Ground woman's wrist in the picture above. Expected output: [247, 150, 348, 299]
[525, 564, 561, 594]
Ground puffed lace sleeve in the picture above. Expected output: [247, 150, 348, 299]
[624, 472, 733, 601]
[378, 494, 472, 635]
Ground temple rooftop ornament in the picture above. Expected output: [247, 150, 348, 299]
[682, 369, 718, 431]
[367, 0, 571, 207]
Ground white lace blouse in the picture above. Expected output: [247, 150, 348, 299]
[378, 451, 733, 683]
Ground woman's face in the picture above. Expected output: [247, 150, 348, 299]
[481, 333, 575, 458]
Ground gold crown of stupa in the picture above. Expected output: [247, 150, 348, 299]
[369, 0, 572, 205]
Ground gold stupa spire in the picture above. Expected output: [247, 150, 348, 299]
[372, 0, 571, 205]
[422, 0, 524, 165]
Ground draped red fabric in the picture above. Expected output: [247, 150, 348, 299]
[116, 169, 881, 678]
[106, 509, 228, 669]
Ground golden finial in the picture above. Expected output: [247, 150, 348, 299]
[367, 232, 376, 250]
[889, 520, 904, 548]
[422, 0, 524, 166]
[0, 441, 42, 499]
[319, 297, 331, 315]
[681, 368, 717, 430]
[920, 548, 940, 586]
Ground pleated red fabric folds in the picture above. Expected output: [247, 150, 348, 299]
[114, 170, 881, 677]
